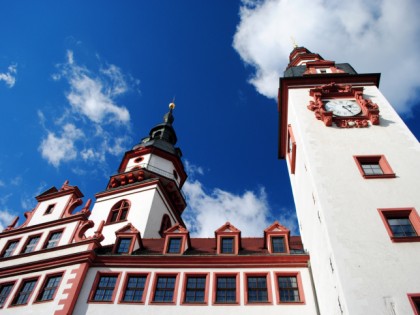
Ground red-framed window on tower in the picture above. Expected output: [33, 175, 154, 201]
[408, 294, 420, 315]
[378, 208, 420, 242]
[287, 125, 296, 174]
[353, 155, 395, 179]
[107, 200, 130, 224]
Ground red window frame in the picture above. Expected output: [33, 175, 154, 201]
[353, 155, 395, 179]
[212, 273, 240, 305]
[244, 273, 272, 304]
[0, 281, 15, 308]
[181, 273, 209, 305]
[119, 273, 150, 304]
[149, 273, 180, 305]
[1, 239, 20, 258]
[274, 272, 305, 305]
[35, 272, 63, 303]
[106, 200, 130, 224]
[408, 293, 420, 315]
[11, 277, 39, 307]
[88, 272, 122, 303]
[378, 208, 420, 242]
[287, 124, 297, 174]
[21, 234, 42, 254]
[43, 229, 64, 249]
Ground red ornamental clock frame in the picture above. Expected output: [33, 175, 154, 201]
[307, 82, 380, 128]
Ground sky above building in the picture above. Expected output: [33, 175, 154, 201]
[0, 0, 419, 237]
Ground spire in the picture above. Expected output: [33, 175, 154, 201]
[133, 102, 182, 157]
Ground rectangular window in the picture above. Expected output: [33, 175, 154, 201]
[43, 231, 63, 249]
[116, 238, 131, 254]
[167, 238, 181, 254]
[221, 238, 234, 254]
[354, 155, 395, 179]
[0, 283, 14, 308]
[153, 276, 176, 303]
[247, 276, 268, 303]
[22, 235, 41, 254]
[92, 276, 118, 302]
[215, 276, 237, 303]
[37, 274, 62, 302]
[278, 276, 300, 302]
[44, 204, 55, 215]
[378, 208, 420, 242]
[1, 240, 19, 258]
[122, 275, 147, 303]
[12, 279, 38, 306]
[271, 237, 286, 253]
[184, 276, 206, 303]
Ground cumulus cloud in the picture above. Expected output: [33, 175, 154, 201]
[183, 179, 272, 237]
[233, 0, 420, 113]
[0, 64, 17, 88]
[0, 209, 16, 231]
[39, 123, 84, 167]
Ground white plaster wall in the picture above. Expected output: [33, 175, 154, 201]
[287, 86, 420, 315]
[125, 153, 151, 172]
[0, 221, 79, 261]
[0, 263, 81, 314]
[73, 266, 318, 315]
[27, 194, 72, 226]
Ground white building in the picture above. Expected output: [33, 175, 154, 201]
[0, 47, 419, 315]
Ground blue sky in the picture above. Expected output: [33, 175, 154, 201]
[0, 0, 419, 236]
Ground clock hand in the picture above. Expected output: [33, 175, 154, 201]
[342, 105, 353, 113]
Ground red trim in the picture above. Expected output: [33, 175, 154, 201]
[408, 293, 420, 315]
[212, 272, 240, 305]
[287, 125, 296, 174]
[180, 273, 210, 305]
[377, 208, 420, 242]
[0, 281, 16, 309]
[34, 272, 64, 303]
[244, 272, 273, 305]
[274, 271, 306, 305]
[278, 73, 381, 159]
[88, 272, 122, 304]
[118, 272, 151, 304]
[149, 272, 180, 305]
[55, 263, 89, 315]
[353, 155, 396, 179]
[9, 276, 39, 307]
[105, 199, 131, 225]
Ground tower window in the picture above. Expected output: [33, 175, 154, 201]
[43, 231, 63, 249]
[184, 276, 206, 303]
[22, 235, 41, 254]
[378, 208, 420, 242]
[152, 276, 177, 303]
[0, 283, 14, 308]
[44, 204, 55, 215]
[107, 200, 130, 224]
[37, 274, 62, 302]
[214, 275, 237, 304]
[271, 237, 286, 253]
[278, 276, 300, 302]
[12, 279, 38, 306]
[167, 238, 182, 254]
[247, 276, 268, 303]
[1, 240, 19, 258]
[220, 237, 234, 254]
[354, 155, 395, 179]
[121, 275, 148, 303]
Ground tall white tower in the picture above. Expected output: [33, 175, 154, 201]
[278, 47, 420, 314]
[87, 103, 188, 244]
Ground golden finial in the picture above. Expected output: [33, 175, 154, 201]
[169, 96, 176, 110]
[290, 36, 298, 48]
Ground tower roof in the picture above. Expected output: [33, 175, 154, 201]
[133, 103, 182, 157]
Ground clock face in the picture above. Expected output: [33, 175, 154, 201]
[324, 99, 361, 117]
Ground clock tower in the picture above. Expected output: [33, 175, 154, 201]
[278, 47, 420, 314]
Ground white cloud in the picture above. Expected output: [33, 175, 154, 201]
[233, 0, 420, 113]
[0, 180, 4, 187]
[20, 182, 47, 211]
[0, 209, 16, 231]
[39, 123, 84, 167]
[183, 179, 272, 237]
[184, 160, 205, 177]
[0, 64, 17, 88]
[57, 50, 130, 124]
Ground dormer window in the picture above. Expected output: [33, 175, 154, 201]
[163, 224, 190, 255]
[215, 222, 241, 255]
[112, 224, 142, 255]
[264, 221, 291, 254]
[107, 200, 130, 224]
[271, 236, 286, 253]
[167, 238, 182, 254]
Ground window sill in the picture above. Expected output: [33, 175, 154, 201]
[362, 174, 396, 179]
[391, 236, 420, 243]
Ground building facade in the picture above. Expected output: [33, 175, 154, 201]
[279, 47, 420, 314]
[1, 47, 419, 315]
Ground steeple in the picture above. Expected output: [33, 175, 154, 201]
[133, 102, 182, 157]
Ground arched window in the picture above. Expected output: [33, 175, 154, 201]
[107, 200, 130, 224]
[159, 214, 171, 237]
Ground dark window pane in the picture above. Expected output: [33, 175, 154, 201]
[185, 276, 206, 303]
[93, 276, 117, 301]
[13, 280, 37, 305]
[247, 277, 268, 302]
[153, 276, 176, 302]
[272, 237, 285, 253]
[123, 276, 146, 302]
[215, 277, 236, 303]
[2, 241, 18, 257]
[278, 276, 300, 302]
[23, 236, 40, 253]
[117, 238, 131, 254]
[221, 238, 234, 254]
[45, 232, 62, 249]
[38, 275, 62, 301]
[0, 284, 14, 308]
[167, 238, 181, 253]
[387, 217, 417, 237]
